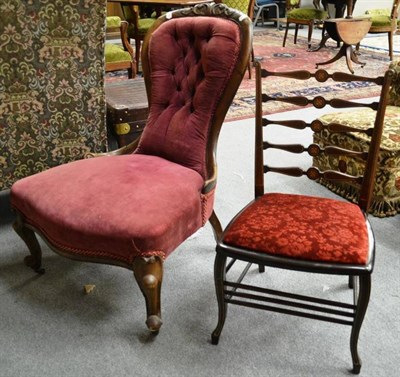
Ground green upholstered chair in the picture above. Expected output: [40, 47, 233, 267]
[314, 60, 400, 217]
[283, 0, 328, 49]
[358, 0, 400, 61]
[222, 0, 255, 78]
[105, 16, 136, 78]
[121, 5, 159, 72]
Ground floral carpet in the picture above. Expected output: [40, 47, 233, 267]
[225, 29, 393, 122]
[105, 29, 393, 122]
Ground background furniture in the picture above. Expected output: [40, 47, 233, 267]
[283, 0, 328, 49]
[311, 0, 357, 51]
[10, 3, 252, 333]
[357, 0, 400, 61]
[316, 17, 372, 73]
[0, 0, 107, 192]
[105, 16, 136, 78]
[221, 0, 255, 78]
[211, 62, 394, 374]
[316, 60, 400, 217]
[105, 79, 149, 149]
[253, 0, 281, 28]
[121, 5, 158, 72]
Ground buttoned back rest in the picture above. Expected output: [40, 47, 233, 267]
[136, 4, 252, 182]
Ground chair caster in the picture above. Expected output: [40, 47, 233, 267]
[146, 315, 162, 333]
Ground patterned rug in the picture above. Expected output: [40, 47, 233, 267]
[105, 29, 392, 122]
[226, 29, 392, 122]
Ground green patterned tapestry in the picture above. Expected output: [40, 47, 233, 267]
[0, 0, 107, 191]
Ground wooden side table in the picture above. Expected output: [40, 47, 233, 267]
[316, 17, 372, 74]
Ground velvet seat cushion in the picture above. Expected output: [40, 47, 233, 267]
[105, 44, 132, 64]
[370, 15, 392, 27]
[222, 193, 369, 265]
[287, 8, 327, 20]
[11, 154, 205, 265]
[107, 16, 122, 29]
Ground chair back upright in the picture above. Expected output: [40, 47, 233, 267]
[286, 0, 301, 11]
[254, 63, 394, 213]
[138, 4, 253, 187]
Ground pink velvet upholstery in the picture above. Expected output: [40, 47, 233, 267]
[11, 155, 206, 263]
[223, 193, 369, 265]
[9, 15, 244, 264]
[9, 3, 253, 333]
[136, 17, 241, 179]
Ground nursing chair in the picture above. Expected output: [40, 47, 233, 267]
[316, 60, 400, 217]
[357, 0, 400, 61]
[105, 16, 136, 78]
[211, 62, 394, 374]
[283, 0, 328, 49]
[10, 3, 252, 333]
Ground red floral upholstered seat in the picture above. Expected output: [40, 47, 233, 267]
[211, 63, 395, 375]
[10, 3, 252, 333]
[223, 193, 369, 265]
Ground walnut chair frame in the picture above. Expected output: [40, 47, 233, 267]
[211, 61, 394, 374]
[11, 3, 252, 334]
[105, 17, 136, 79]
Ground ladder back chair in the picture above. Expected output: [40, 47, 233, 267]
[211, 61, 394, 374]
[10, 3, 252, 334]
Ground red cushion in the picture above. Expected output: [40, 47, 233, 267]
[11, 155, 205, 264]
[136, 17, 241, 179]
[223, 193, 370, 265]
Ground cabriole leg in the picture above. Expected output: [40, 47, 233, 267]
[350, 275, 371, 374]
[132, 255, 163, 333]
[13, 214, 45, 274]
[211, 252, 228, 345]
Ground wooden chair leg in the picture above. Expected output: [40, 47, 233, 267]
[350, 275, 371, 375]
[135, 38, 141, 72]
[283, 22, 290, 47]
[388, 31, 393, 61]
[294, 24, 299, 45]
[349, 275, 355, 289]
[211, 253, 228, 345]
[307, 22, 313, 49]
[13, 214, 45, 274]
[132, 255, 163, 333]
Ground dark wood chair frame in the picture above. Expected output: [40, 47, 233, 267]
[13, 3, 252, 333]
[211, 61, 394, 374]
[105, 19, 136, 79]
